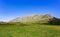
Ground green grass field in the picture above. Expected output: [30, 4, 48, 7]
[0, 23, 60, 37]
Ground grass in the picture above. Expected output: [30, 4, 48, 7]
[0, 23, 60, 37]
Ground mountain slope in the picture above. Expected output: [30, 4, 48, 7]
[10, 14, 54, 23]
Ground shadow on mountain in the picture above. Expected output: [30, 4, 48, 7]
[31, 17, 60, 25]
[48, 17, 60, 25]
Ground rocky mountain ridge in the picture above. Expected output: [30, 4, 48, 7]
[10, 14, 54, 23]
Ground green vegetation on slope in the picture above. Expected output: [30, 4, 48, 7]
[48, 19, 60, 25]
[0, 23, 60, 37]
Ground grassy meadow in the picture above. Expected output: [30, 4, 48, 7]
[0, 23, 60, 37]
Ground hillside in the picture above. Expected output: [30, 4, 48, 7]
[9, 14, 60, 25]
[10, 14, 54, 22]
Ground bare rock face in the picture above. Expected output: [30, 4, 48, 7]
[10, 14, 54, 22]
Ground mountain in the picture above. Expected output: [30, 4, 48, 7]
[10, 14, 55, 23]
[0, 21, 7, 24]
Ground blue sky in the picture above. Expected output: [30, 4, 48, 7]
[0, 0, 60, 21]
